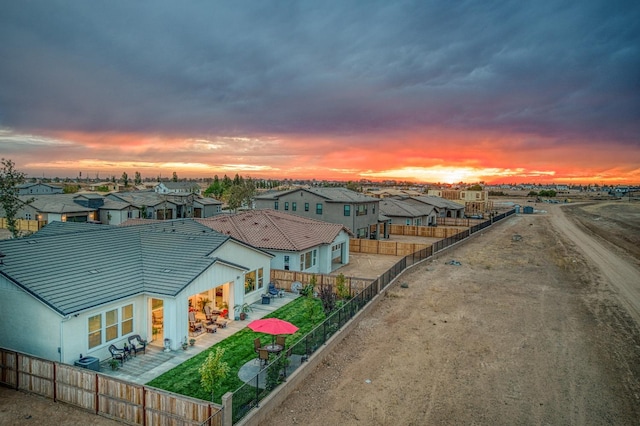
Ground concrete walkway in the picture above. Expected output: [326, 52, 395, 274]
[99, 292, 299, 384]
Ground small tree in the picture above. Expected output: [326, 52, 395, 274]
[122, 172, 129, 188]
[335, 273, 350, 300]
[134, 171, 142, 185]
[199, 348, 229, 402]
[0, 159, 34, 238]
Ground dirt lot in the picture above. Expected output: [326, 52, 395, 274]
[264, 201, 640, 425]
[2, 201, 639, 425]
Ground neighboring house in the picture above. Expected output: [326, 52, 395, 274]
[396, 195, 465, 219]
[89, 182, 126, 192]
[16, 182, 63, 195]
[379, 198, 437, 226]
[193, 197, 223, 218]
[195, 209, 353, 274]
[13, 193, 101, 223]
[0, 220, 272, 364]
[366, 188, 423, 199]
[427, 189, 493, 217]
[154, 181, 202, 195]
[254, 187, 388, 239]
[107, 191, 179, 220]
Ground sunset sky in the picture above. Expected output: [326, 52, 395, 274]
[1, 1, 638, 185]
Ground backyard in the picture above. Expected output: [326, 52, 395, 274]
[146, 294, 325, 402]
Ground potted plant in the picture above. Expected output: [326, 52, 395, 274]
[234, 303, 253, 320]
[109, 358, 119, 371]
[189, 338, 196, 346]
[181, 336, 188, 350]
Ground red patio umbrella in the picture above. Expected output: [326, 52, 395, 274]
[247, 318, 298, 335]
[248, 318, 298, 347]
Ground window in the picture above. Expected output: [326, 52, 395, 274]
[25, 213, 32, 220]
[316, 203, 323, 215]
[300, 250, 314, 270]
[313, 249, 317, 266]
[292, 202, 297, 211]
[122, 304, 133, 335]
[356, 204, 367, 216]
[87, 303, 134, 349]
[356, 227, 367, 238]
[274, 201, 279, 210]
[284, 202, 289, 211]
[88, 314, 102, 349]
[127, 210, 133, 218]
[406, 219, 411, 225]
[344, 205, 351, 216]
[304, 203, 309, 212]
[244, 270, 257, 294]
[105, 309, 118, 342]
[257, 268, 264, 289]
[284, 255, 290, 270]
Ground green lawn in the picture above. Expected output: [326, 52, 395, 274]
[146, 297, 324, 403]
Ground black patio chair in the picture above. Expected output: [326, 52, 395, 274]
[109, 344, 126, 365]
[128, 334, 147, 355]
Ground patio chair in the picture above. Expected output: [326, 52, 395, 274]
[205, 322, 218, 333]
[127, 334, 147, 355]
[258, 348, 270, 367]
[204, 305, 214, 324]
[253, 337, 263, 355]
[268, 282, 279, 296]
[275, 335, 286, 349]
[109, 344, 126, 365]
[189, 311, 203, 333]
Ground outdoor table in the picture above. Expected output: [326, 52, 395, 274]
[264, 344, 283, 355]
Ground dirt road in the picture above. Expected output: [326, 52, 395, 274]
[263, 202, 640, 425]
[550, 203, 640, 324]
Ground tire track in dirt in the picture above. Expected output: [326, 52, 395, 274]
[550, 204, 640, 324]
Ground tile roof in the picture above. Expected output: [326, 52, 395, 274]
[379, 198, 429, 217]
[0, 222, 239, 316]
[21, 194, 97, 214]
[195, 209, 352, 251]
[402, 195, 465, 210]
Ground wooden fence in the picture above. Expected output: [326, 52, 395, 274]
[388, 224, 467, 238]
[0, 218, 45, 233]
[0, 348, 222, 426]
[270, 270, 373, 296]
[436, 217, 484, 227]
[349, 238, 430, 256]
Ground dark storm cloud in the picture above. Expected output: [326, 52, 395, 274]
[0, 0, 638, 144]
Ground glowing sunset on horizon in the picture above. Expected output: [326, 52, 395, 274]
[0, 1, 638, 185]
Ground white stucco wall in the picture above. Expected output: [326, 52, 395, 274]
[0, 276, 62, 361]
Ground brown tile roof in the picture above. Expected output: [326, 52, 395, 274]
[195, 209, 352, 251]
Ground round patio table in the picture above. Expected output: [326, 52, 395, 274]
[264, 344, 283, 355]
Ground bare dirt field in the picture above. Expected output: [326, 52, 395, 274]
[2, 201, 639, 425]
[264, 200, 640, 425]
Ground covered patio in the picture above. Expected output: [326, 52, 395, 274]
[98, 291, 298, 384]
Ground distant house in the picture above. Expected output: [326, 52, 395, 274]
[366, 188, 423, 199]
[196, 209, 352, 273]
[427, 189, 493, 217]
[254, 187, 388, 239]
[0, 220, 272, 364]
[154, 182, 201, 195]
[89, 181, 126, 192]
[396, 195, 465, 219]
[379, 198, 437, 226]
[16, 182, 63, 195]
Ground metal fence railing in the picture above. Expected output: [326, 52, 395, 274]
[232, 209, 515, 424]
